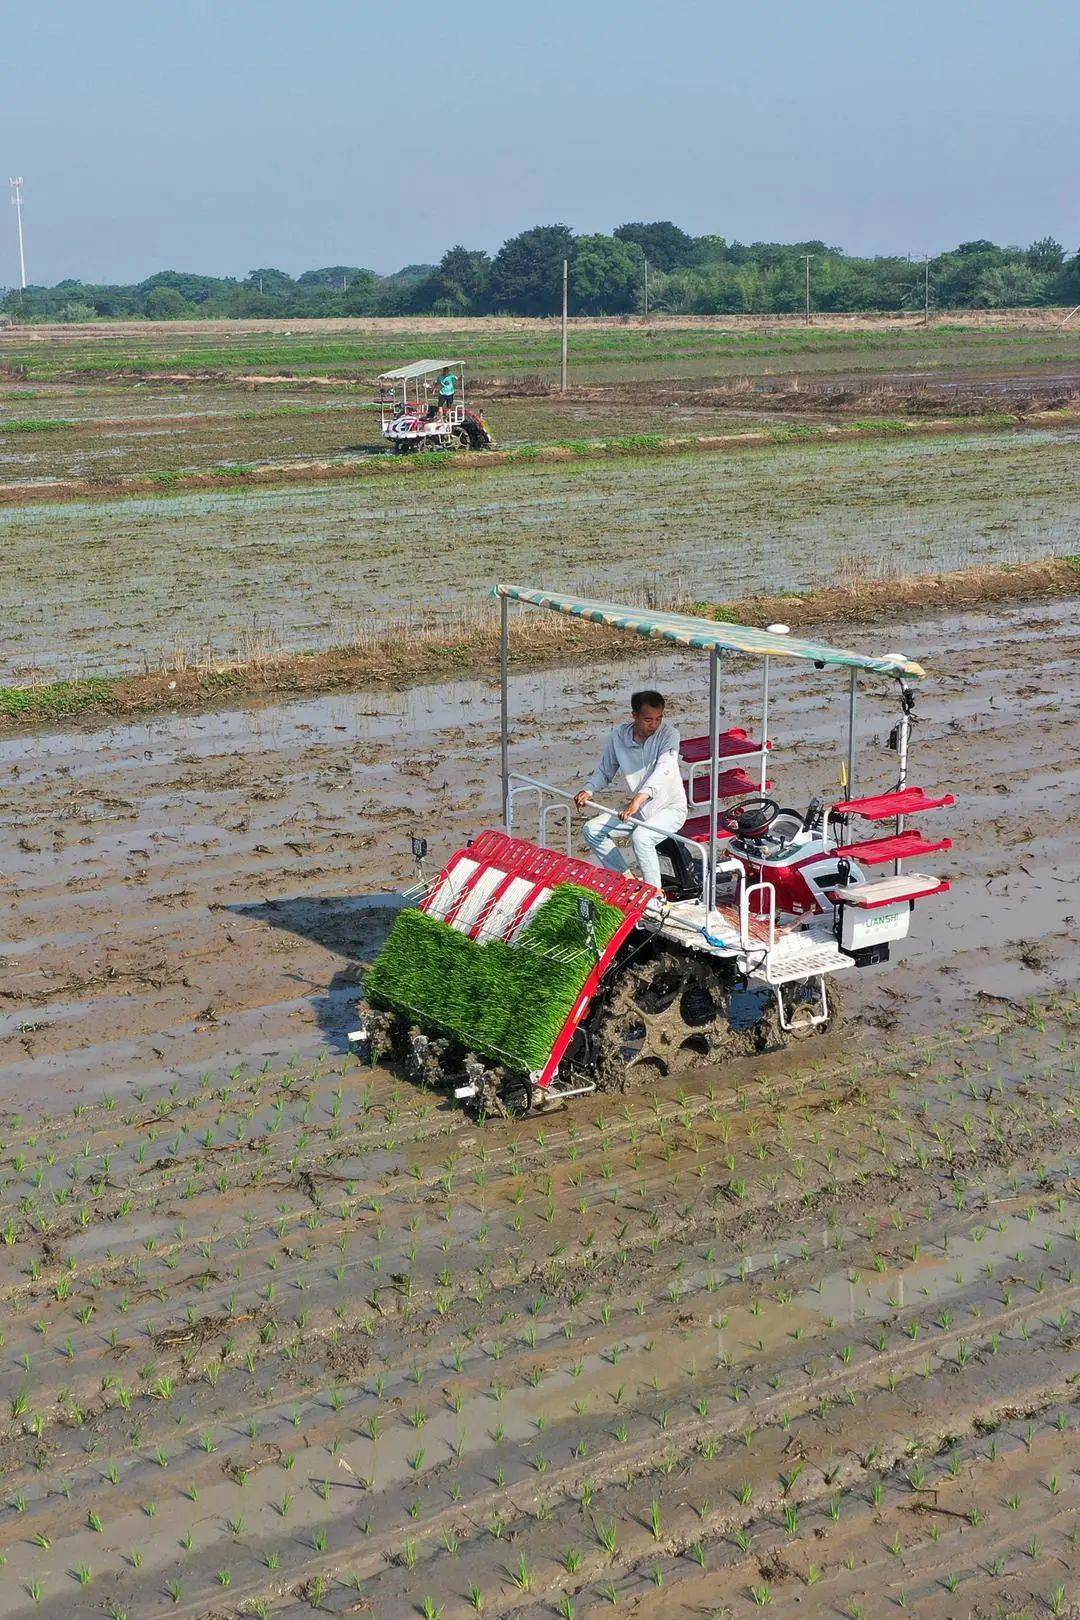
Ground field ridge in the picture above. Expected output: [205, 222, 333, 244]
[0, 555, 1075, 733]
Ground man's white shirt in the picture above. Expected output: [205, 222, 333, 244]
[584, 720, 688, 822]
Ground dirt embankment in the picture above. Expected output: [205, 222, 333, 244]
[502, 373, 1080, 417]
[1, 557, 1076, 734]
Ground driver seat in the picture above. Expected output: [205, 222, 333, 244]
[654, 835, 704, 901]
[655, 835, 745, 903]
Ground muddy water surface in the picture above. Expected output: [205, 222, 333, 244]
[0, 597, 1076, 1620]
[0, 382, 768, 481]
[0, 597, 1075, 1102]
[1, 426, 1077, 680]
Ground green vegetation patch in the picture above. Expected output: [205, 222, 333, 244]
[0, 677, 117, 723]
[367, 883, 624, 1073]
[606, 433, 665, 453]
[0, 417, 71, 434]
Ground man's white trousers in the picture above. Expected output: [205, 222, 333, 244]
[582, 807, 687, 890]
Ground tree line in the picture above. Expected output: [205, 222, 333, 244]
[3, 222, 1078, 322]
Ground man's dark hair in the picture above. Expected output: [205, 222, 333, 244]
[631, 690, 665, 713]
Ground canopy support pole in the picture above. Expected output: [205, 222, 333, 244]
[500, 595, 510, 828]
[708, 650, 721, 919]
[894, 682, 911, 875]
[846, 667, 858, 802]
[759, 656, 770, 794]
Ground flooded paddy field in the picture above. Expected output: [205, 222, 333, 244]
[4, 312, 1080, 388]
[2, 425, 1077, 682]
[0, 596, 1077, 1618]
[0, 382, 769, 484]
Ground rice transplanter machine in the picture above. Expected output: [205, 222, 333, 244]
[356, 586, 954, 1114]
[377, 358, 493, 453]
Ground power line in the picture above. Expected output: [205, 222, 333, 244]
[9, 177, 26, 289]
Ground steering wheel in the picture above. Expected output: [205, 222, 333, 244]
[716, 796, 781, 839]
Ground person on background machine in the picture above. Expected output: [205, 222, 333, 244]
[437, 367, 458, 416]
[574, 690, 687, 890]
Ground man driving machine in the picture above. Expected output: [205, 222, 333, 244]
[574, 690, 687, 890]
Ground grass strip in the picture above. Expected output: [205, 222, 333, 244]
[2, 311, 1076, 383]
[366, 883, 624, 1073]
[0, 417, 71, 433]
[0, 676, 118, 722]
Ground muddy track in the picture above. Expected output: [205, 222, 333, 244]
[0, 994, 1075, 1619]
[0, 595, 1075, 1101]
[0, 596, 1077, 1617]
[494, 370, 1080, 415]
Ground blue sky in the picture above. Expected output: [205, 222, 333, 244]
[3, 0, 1076, 285]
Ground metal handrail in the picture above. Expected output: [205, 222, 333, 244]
[506, 771, 745, 913]
[507, 779, 569, 853]
[509, 772, 718, 858]
[539, 800, 571, 853]
[740, 880, 777, 950]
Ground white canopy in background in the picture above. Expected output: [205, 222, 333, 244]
[378, 358, 464, 381]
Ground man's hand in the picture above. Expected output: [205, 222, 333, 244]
[574, 789, 592, 812]
[620, 793, 648, 822]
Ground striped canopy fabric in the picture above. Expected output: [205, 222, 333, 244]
[494, 584, 925, 680]
[378, 358, 463, 380]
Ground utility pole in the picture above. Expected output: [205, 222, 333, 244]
[560, 258, 568, 393]
[923, 255, 931, 325]
[801, 254, 814, 325]
[9, 177, 26, 289]
[643, 255, 649, 320]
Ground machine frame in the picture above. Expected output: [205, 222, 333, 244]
[354, 584, 954, 1112]
[377, 358, 492, 452]
[492, 585, 952, 1069]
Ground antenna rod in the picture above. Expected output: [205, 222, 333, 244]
[9, 177, 26, 290]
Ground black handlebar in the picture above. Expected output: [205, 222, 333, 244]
[801, 795, 824, 831]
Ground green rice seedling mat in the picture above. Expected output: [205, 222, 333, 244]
[366, 883, 625, 1073]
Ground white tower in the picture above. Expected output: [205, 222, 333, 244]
[9, 177, 26, 289]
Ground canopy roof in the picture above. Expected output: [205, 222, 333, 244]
[494, 584, 925, 679]
[378, 358, 463, 380]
